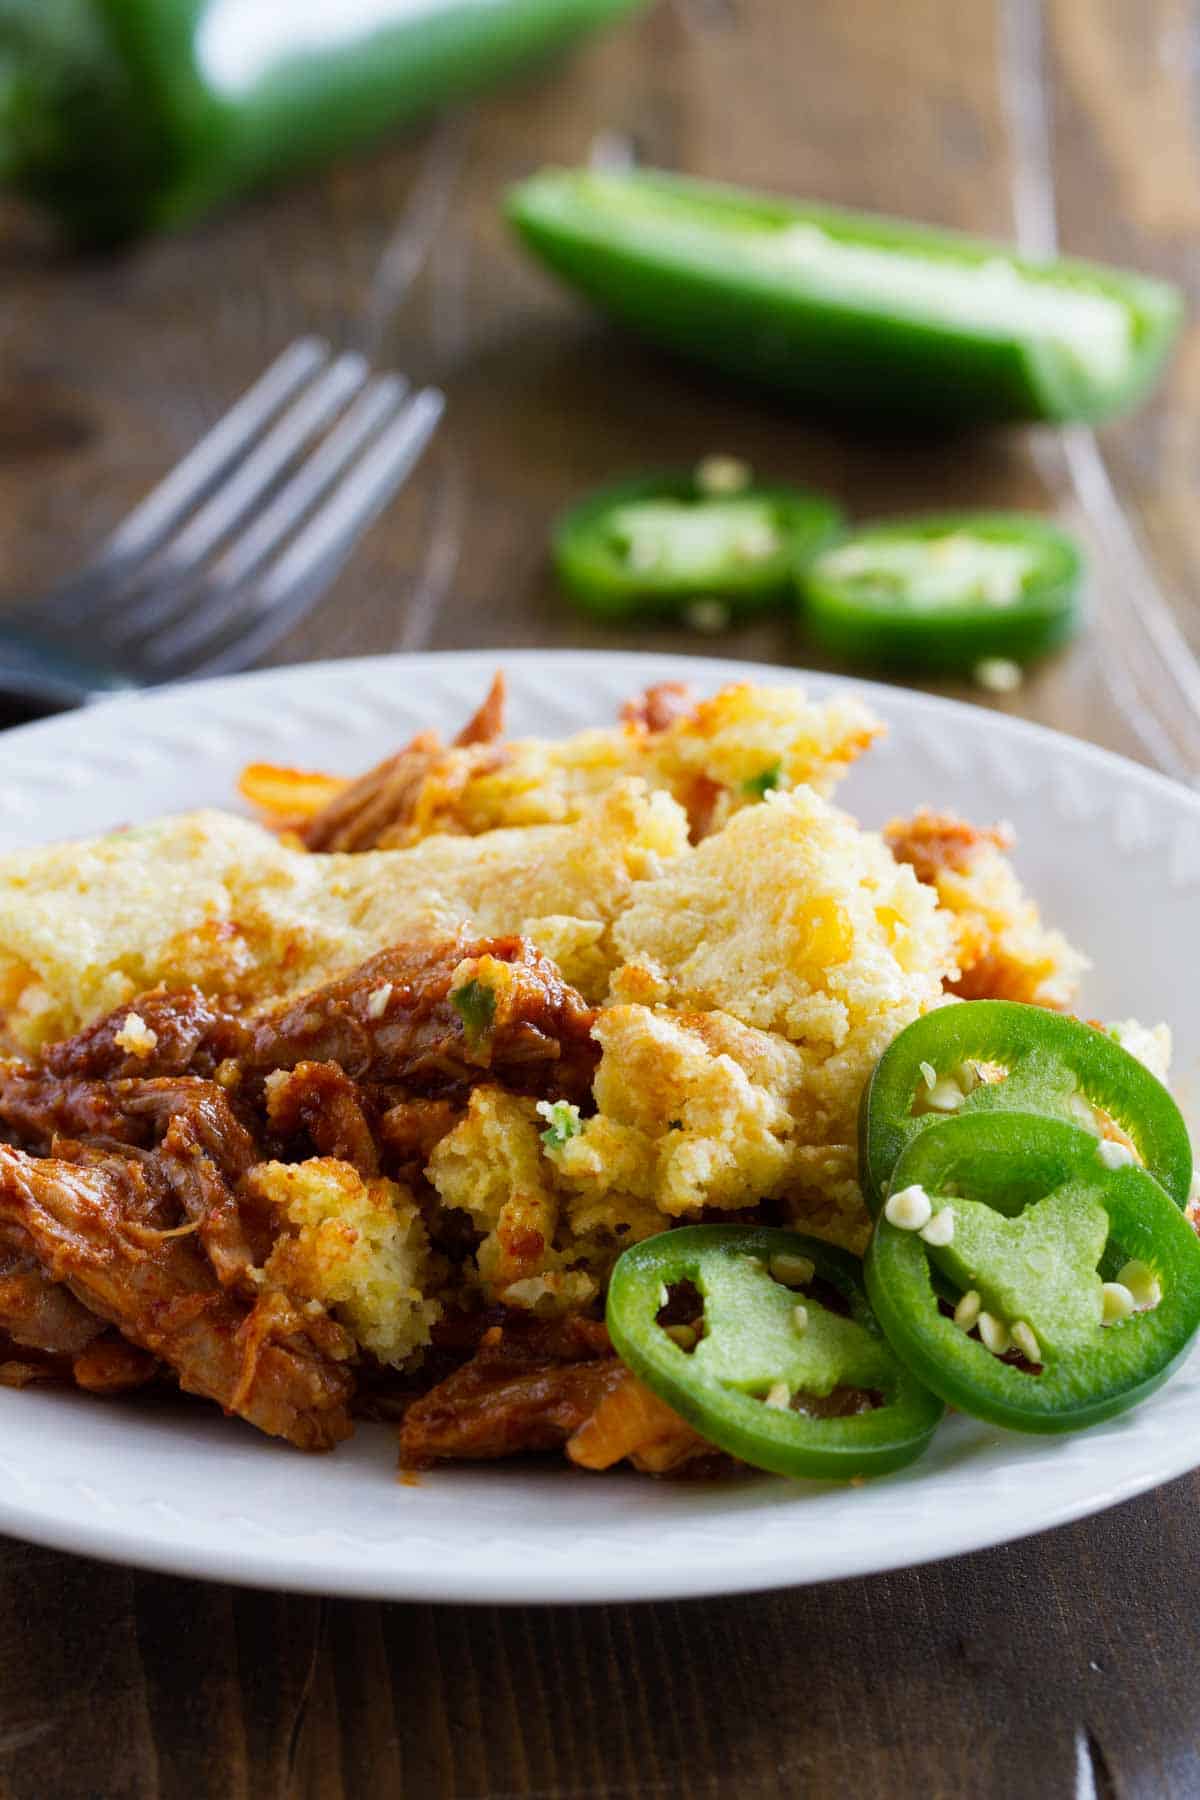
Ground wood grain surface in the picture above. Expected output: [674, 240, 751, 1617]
[1, 1, 1199, 1795]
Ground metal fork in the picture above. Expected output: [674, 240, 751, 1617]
[0, 338, 444, 714]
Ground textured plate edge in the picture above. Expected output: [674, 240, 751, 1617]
[0, 1419, 1176, 1606]
[5, 646, 1200, 820]
[1, 647, 1199, 1601]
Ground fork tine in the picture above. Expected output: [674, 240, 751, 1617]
[251, 388, 445, 607]
[100, 350, 369, 651]
[148, 352, 371, 573]
[147, 387, 444, 681]
[104, 337, 332, 555]
[211, 375, 410, 587]
[109, 374, 409, 646]
[37, 340, 331, 633]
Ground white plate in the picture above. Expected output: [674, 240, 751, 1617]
[1, 648, 1198, 1604]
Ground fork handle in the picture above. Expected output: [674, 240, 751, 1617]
[0, 633, 134, 718]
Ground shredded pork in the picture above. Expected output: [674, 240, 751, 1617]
[399, 1316, 624, 1466]
[0, 1144, 355, 1449]
[0, 931, 604, 1452]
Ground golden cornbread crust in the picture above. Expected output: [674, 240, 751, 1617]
[0, 779, 688, 1049]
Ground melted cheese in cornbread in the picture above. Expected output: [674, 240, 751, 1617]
[613, 786, 956, 1047]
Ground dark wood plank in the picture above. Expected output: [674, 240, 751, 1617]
[3, 1470, 1198, 1800]
[0, 1543, 158, 1800]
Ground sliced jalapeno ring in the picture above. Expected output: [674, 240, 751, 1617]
[859, 1000, 1193, 1214]
[797, 512, 1084, 672]
[864, 1112, 1200, 1434]
[605, 1225, 943, 1480]
[552, 469, 842, 621]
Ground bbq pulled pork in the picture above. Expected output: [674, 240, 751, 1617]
[0, 1220, 106, 1359]
[246, 935, 599, 1102]
[301, 673, 509, 851]
[0, 931, 624, 1459]
[41, 987, 248, 1080]
[397, 1317, 718, 1475]
[398, 1315, 623, 1466]
[0, 1144, 354, 1448]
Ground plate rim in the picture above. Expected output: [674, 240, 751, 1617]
[0, 1415, 1179, 1605]
[1, 644, 1198, 1604]
[5, 645, 1199, 820]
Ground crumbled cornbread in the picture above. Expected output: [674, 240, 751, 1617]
[885, 808, 1087, 1008]
[0, 779, 689, 1049]
[427, 1087, 596, 1313]
[550, 1005, 874, 1253]
[614, 786, 956, 1047]
[1106, 1018, 1171, 1083]
[0, 683, 1103, 1361]
[247, 1158, 439, 1367]
[243, 682, 882, 845]
[553, 1004, 807, 1216]
[112, 1012, 158, 1059]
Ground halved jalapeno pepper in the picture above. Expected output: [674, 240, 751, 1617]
[508, 168, 1181, 426]
[859, 1000, 1193, 1214]
[797, 512, 1083, 672]
[865, 1112, 1200, 1433]
[552, 467, 842, 622]
[605, 1225, 943, 1480]
[0, 1, 647, 246]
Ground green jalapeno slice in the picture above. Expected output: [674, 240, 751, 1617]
[605, 1225, 943, 1480]
[865, 1112, 1200, 1433]
[797, 512, 1083, 672]
[553, 468, 842, 622]
[859, 1000, 1193, 1214]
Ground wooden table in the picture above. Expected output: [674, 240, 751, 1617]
[1, 2, 1199, 1793]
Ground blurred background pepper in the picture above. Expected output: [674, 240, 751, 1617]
[0, 0, 644, 244]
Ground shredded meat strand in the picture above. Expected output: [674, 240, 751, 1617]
[399, 1316, 623, 1466]
[71, 1337, 159, 1394]
[620, 681, 698, 734]
[0, 1066, 148, 1151]
[377, 1096, 461, 1170]
[0, 1356, 68, 1389]
[0, 1215, 106, 1355]
[682, 773, 725, 842]
[452, 672, 507, 747]
[885, 809, 1014, 885]
[265, 1061, 381, 1175]
[298, 679, 508, 855]
[0, 1145, 353, 1450]
[99, 1078, 269, 1289]
[248, 936, 599, 1103]
[113, 1078, 258, 1180]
